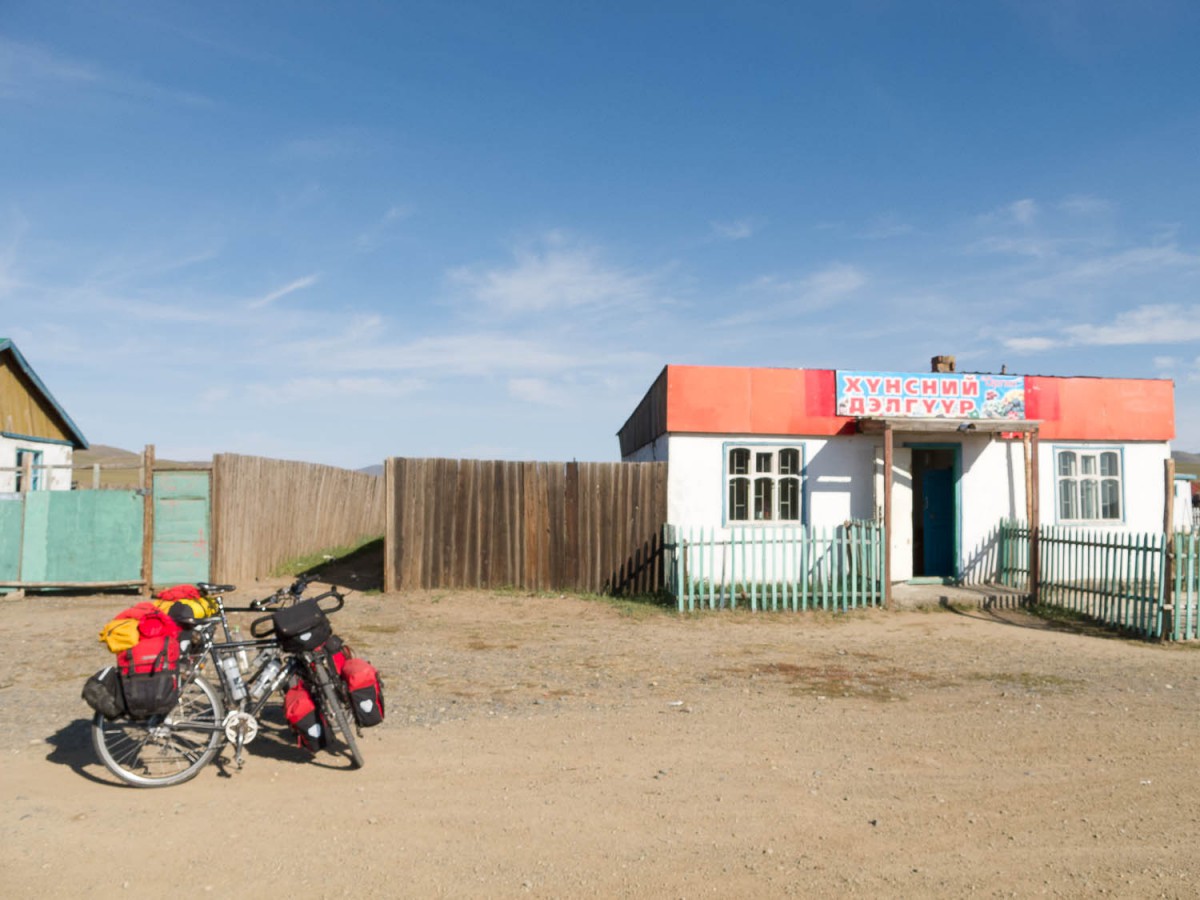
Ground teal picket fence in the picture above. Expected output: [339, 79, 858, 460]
[996, 520, 1200, 641]
[1171, 530, 1200, 641]
[663, 521, 885, 613]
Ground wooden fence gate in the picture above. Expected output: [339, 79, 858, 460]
[384, 458, 668, 595]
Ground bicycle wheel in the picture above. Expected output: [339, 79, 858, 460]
[311, 657, 364, 769]
[92, 674, 225, 788]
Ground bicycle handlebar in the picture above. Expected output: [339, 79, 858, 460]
[247, 587, 346, 638]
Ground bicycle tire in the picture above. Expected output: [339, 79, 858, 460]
[311, 657, 364, 769]
[92, 674, 225, 788]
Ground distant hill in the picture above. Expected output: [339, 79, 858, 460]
[358, 464, 384, 477]
[1174, 450, 1200, 480]
[73, 444, 202, 488]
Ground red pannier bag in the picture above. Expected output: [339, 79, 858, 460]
[325, 634, 349, 676]
[341, 658, 384, 727]
[284, 681, 327, 751]
[155, 584, 202, 602]
[115, 610, 182, 674]
[117, 632, 181, 674]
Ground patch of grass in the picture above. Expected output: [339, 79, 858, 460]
[466, 638, 519, 651]
[1028, 602, 1156, 642]
[962, 670, 1082, 692]
[576, 591, 675, 618]
[272, 535, 383, 578]
[721, 659, 927, 701]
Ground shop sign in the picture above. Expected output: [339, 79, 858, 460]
[836, 371, 1026, 419]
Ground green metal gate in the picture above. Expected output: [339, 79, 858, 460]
[151, 470, 211, 588]
[0, 491, 144, 587]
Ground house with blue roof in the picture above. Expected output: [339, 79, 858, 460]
[0, 339, 88, 491]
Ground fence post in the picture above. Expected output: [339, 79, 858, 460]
[1162, 458, 1176, 640]
[141, 444, 155, 595]
[883, 423, 893, 609]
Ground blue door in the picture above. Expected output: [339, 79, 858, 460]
[922, 469, 955, 577]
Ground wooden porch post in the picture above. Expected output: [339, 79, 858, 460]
[883, 423, 893, 609]
[1029, 430, 1040, 603]
[141, 444, 155, 595]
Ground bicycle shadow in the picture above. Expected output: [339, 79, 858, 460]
[45, 717, 115, 785]
[49, 710, 358, 786]
[208, 707, 360, 776]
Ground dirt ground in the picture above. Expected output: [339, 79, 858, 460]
[3, 584, 1199, 899]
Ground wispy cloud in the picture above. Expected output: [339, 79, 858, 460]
[1003, 304, 1200, 352]
[0, 38, 97, 100]
[710, 218, 757, 240]
[248, 274, 319, 309]
[248, 375, 426, 404]
[354, 205, 413, 252]
[507, 377, 572, 407]
[858, 213, 914, 240]
[0, 36, 210, 107]
[1059, 194, 1113, 217]
[323, 333, 582, 376]
[979, 198, 1040, 228]
[720, 262, 868, 327]
[449, 233, 665, 316]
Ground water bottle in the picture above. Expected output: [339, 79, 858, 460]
[219, 654, 247, 701]
[229, 625, 250, 673]
[249, 657, 283, 700]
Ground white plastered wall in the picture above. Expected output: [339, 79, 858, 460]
[626, 432, 1172, 582]
[0, 437, 75, 492]
[1037, 440, 1169, 534]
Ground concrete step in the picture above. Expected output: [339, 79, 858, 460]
[890, 582, 1030, 610]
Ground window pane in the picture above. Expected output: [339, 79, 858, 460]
[1081, 480, 1099, 519]
[1101, 479, 1121, 519]
[1058, 452, 1076, 477]
[779, 477, 800, 520]
[754, 478, 773, 520]
[1100, 452, 1119, 477]
[1081, 455, 1097, 476]
[1058, 479, 1078, 520]
[729, 448, 749, 475]
[729, 478, 749, 520]
[755, 452, 772, 474]
[779, 448, 800, 475]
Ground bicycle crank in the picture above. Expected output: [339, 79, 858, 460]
[223, 711, 260, 768]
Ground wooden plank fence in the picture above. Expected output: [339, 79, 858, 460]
[384, 458, 667, 595]
[665, 522, 885, 613]
[211, 454, 385, 584]
[996, 519, 1200, 641]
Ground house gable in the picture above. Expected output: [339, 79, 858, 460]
[0, 339, 88, 449]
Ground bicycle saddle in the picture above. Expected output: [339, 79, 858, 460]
[196, 582, 236, 596]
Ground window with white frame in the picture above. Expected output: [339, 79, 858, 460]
[1055, 448, 1122, 522]
[15, 448, 43, 492]
[726, 445, 803, 523]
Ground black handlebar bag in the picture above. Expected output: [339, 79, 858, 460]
[272, 599, 332, 651]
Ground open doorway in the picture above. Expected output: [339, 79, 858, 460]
[910, 445, 959, 579]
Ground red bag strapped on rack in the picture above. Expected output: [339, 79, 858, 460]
[155, 584, 202, 602]
[341, 658, 384, 727]
[284, 681, 327, 751]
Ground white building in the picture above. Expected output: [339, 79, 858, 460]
[618, 362, 1175, 585]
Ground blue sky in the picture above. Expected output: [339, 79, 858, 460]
[3, 1, 1199, 467]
